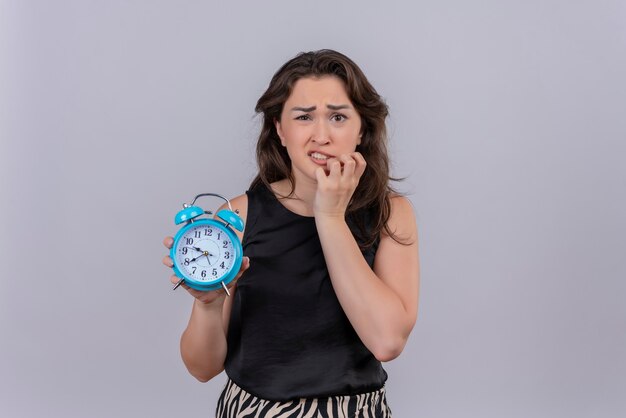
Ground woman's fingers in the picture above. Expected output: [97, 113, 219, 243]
[326, 158, 343, 181]
[163, 236, 174, 249]
[323, 154, 361, 186]
[338, 154, 357, 178]
[324, 154, 362, 180]
[170, 274, 183, 285]
[236, 257, 251, 278]
[315, 166, 327, 183]
[352, 152, 367, 178]
[163, 255, 173, 267]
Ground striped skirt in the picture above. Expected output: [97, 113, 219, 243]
[215, 378, 392, 418]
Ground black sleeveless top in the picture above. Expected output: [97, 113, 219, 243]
[224, 183, 387, 401]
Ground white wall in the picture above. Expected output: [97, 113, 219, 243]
[1, 1, 625, 416]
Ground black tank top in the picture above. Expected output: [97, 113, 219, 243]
[224, 183, 387, 401]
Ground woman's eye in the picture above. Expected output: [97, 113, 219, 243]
[295, 115, 311, 121]
[331, 114, 347, 122]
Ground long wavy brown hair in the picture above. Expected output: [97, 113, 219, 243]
[250, 49, 404, 248]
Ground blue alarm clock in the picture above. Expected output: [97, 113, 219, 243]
[171, 193, 244, 295]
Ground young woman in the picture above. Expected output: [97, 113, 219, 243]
[162, 49, 420, 418]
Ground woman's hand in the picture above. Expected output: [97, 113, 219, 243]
[313, 152, 367, 219]
[162, 236, 250, 305]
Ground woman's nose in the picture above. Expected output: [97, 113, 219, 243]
[311, 121, 330, 145]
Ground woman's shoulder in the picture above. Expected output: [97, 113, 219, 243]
[228, 193, 249, 210]
[388, 194, 414, 213]
[383, 194, 417, 241]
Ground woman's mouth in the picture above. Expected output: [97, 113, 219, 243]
[309, 151, 333, 165]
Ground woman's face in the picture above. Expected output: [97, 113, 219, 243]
[275, 75, 362, 183]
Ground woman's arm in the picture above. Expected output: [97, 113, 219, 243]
[178, 283, 243, 381]
[314, 155, 420, 362]
[179, 294, 231, 381]
[164, 194, 249, 381]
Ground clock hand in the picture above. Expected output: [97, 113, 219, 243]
[185, 246, 214, 256]
[190, 251, 215, 263]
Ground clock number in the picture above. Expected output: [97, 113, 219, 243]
[181, 247, 188, 255]
[184, 258, 190, 266]
[194, 230, 201, 238]
[220, 262, 225, 269]
[212, 268, 217, 277]
[204, 228, 212, 236]
[201, 270, 207, 278]
[186, 238, 193, 245]
[217, 232, 221, 240]
[192, 267, 197, 274]
[224, 251, 230, 259]
[222, 240, 228, 248]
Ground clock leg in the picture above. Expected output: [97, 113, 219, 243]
[221, 282, 231, 297]
[172, 278, 185, 291]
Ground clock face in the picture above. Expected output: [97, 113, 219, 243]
[173, 222, 237, 284]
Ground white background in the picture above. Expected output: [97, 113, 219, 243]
[1, 1, 625, 417]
